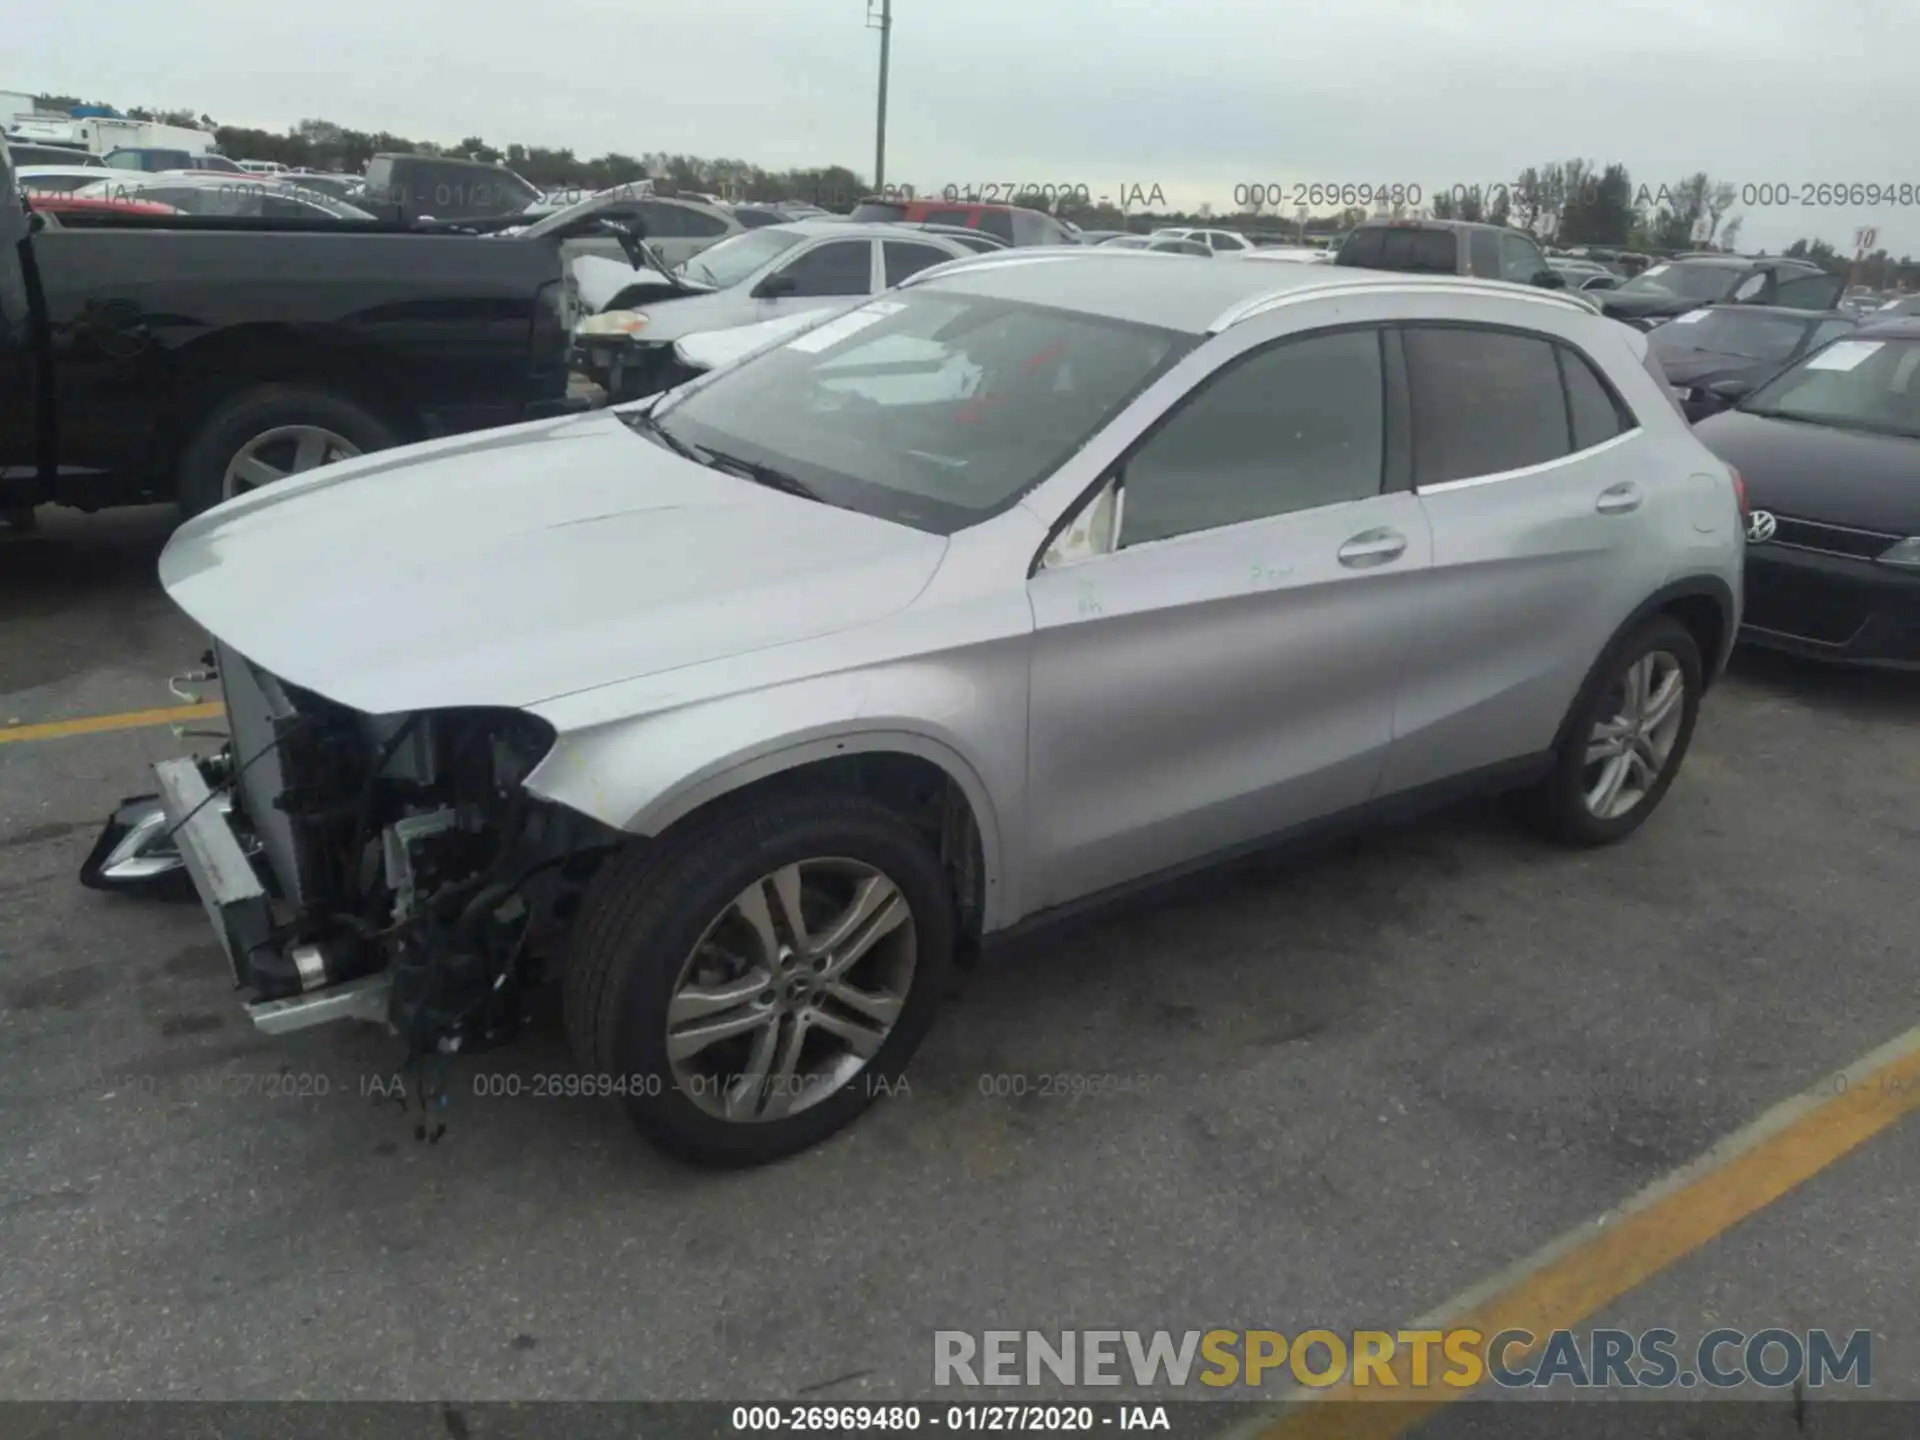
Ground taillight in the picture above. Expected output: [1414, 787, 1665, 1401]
[1729, 466, 1749, 518]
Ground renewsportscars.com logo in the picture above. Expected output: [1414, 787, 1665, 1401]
[933, 1328, 1873, 1391]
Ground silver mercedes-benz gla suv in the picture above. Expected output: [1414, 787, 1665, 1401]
[94, 250, 1745, 1165]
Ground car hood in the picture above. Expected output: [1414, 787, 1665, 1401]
[1692, 407, 1920, 534]
[570, 254, 716, 312]
[158, 411, 949, 715]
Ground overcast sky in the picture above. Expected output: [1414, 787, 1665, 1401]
[13, 0, 1920, 253]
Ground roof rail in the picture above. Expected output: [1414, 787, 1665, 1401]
[1210, 275, 1601, 332]
[895, 246, 1118, 290]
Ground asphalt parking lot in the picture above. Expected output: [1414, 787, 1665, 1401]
[2, 503, 1917, 1422]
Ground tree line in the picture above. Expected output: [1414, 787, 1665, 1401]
[31, 99, 1910, 282]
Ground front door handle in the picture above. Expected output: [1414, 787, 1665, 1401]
[1596, 481, 1644, 515]
[1336, 527, 1408, 568]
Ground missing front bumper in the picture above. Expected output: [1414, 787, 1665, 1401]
[151, 757, 394, 1035]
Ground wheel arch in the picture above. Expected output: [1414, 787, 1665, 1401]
[535, 725, 1012, 937]
[1549, 573, 1735, 757]
[147, 322, 426, 488]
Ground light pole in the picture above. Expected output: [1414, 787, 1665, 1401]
[867, 0, 891, 191]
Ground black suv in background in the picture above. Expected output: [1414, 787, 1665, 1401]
[1598, 255, 1843, 329]
[355, 153, 543, 223]
[1335, 219, 1566, 288]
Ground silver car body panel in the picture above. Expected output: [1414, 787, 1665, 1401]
[159, 259, 1742, 938]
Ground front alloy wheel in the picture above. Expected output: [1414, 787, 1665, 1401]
[669, 859, 916, 1122]
[564, 793, 955, 1166]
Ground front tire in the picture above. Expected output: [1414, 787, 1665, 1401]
[1518, 614, 1703, 847]
[564, 794, 955, 1167]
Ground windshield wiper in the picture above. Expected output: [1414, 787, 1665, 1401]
[700, 449, 820, 500]
[624, 405, 707, 462]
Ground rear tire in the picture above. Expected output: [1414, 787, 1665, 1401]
[176, 383, 401, 518]
[1516, 614, 1703, 847]
[564, 794, 955, 1167]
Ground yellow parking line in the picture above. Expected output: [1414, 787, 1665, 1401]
[0, 702, 224, 745]
[1229, 1022, 1920, 1440]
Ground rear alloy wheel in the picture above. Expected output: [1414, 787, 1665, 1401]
[176, 384, 400, 517]
[221, 425, 362, 500]
[1517, 614, 1703, 846]
[565, 794, 954, 1166]
[1581, 650, 1687, 822]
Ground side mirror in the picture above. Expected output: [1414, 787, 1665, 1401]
[1708, 378, 1754, 403]
[753, 272, 798, 299]
[1535, 269, 1567, 289]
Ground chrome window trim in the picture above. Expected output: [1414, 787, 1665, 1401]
[1414, 427, 1643, 494]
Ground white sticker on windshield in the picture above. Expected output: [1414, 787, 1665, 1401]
[1670, 309, 1709, 323]
[1805, 340, 1884, 371]
[786, 300, 908, 354]
[1640, 264, 1669, 277]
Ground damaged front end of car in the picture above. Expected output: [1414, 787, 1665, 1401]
[84, 643, 620, 1050]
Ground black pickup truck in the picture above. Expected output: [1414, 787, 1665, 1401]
[1, 145, 578, 522]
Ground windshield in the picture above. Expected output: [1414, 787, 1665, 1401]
[647, 292, 1192, 534]
[1650, 309, 1808, 362]
[1743, 337, 1920, 438]
[1616, 262, 1741, 302]
[676, 227, 805, 287]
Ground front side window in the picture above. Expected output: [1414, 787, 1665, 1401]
[1117, 328, 1386, 548]
[653, 293, 1191, 534]
[776, 240, 874, 297]
[1405, 326, 1573, 484]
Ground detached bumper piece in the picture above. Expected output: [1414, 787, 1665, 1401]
[153, 757, 393, 1035]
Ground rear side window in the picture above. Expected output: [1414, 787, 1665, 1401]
[1557, 346, 1634, 450]
[920, 208, 974, 228]
[1404, 326, 1571, 484]
[1468, 230, 1500, 278]
[678, 206, 729, 238]
[884, 241, 955, 286]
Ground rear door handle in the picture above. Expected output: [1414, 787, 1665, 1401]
[1336, 527, 1408, 568]
[1596, 481, 1644, 515]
